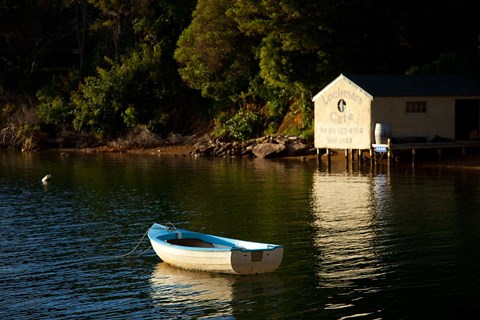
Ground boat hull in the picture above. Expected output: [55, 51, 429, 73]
[148, 223, 284, 275]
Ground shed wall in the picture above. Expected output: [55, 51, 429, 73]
[371, 97, 455, 140]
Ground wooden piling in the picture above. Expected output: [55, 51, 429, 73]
[345, 149, 349, 169]
[412, 148, 416, 167]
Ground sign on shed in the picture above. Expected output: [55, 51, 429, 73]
[313, 74, 373, 150]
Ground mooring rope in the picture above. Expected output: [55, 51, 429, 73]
[116, 227, 151, 258]
[136, 245, 153, 256]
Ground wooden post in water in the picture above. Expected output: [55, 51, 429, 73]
[316, 148, 321, 167]
[325, 148, 331, 171]
[387, 139, 392, 163]
[358, 149, 362, 170]
[345, 149, 349, 169]
[411, 148, 415, 166]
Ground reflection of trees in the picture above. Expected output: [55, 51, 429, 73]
[41, 153, 315, 253]
[177, 158, 315, 241]
[5, 152, 315, 244]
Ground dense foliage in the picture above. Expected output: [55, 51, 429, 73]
[1, 0, 479, 148]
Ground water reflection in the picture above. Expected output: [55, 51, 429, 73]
[310, 172, 389, 317]
[149, 262, 284, 318]
[311, 172, 386, 288]
[149, 263, 235, 318]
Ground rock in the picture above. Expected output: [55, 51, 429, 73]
[252, 143, 287, 158]
[286, 141, 309, 156]
[166, 133, 183, 145]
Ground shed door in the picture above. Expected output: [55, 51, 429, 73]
[455, 99, 480, 140]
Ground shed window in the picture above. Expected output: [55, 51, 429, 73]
[406, 101, 427, 113]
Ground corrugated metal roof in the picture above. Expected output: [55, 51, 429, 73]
[345, 74, 480, 97]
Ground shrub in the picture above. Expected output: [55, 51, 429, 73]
[71, 43, 167, 137]
[1, 104, 43, 150]
[224, 109, 263, 140]
[112, 125, 162, 148]
[36, 72, 79, 126]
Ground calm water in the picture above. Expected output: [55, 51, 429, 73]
[1, 150, 480, 319]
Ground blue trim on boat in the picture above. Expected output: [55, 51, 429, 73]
[148, 223, 284, 253]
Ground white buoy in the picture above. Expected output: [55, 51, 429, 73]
[42, 174, 52, 183]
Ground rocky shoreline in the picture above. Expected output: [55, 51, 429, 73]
[191, 135, 315, 158]
[60, 133, 480, 169]
[75, 133, 316, 159]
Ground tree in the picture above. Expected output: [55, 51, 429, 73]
[87, 0, 137, 61]
[69, 0, 199, 136]
[174, 0, 255, 104]
[0, 0, 80, 91]
[406, 51, 478, 75]
[231, 0, 334, 91]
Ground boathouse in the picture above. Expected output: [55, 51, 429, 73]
[313, 74, 480, 157]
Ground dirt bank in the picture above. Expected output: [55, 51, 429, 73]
[74, 144, 196, 155]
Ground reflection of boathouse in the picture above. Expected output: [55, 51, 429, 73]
[312, 74, 480, 161]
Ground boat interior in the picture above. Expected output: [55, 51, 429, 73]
[167, 238, 215, 248]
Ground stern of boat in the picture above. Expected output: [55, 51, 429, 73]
[230, 247, 284, 275]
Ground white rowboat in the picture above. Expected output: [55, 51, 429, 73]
[148, 223, 284, 275]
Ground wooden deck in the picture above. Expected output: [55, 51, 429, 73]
[372, 140, 480, 164]
[374, 140, 480, 151]
[317, 140, 480, 169]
